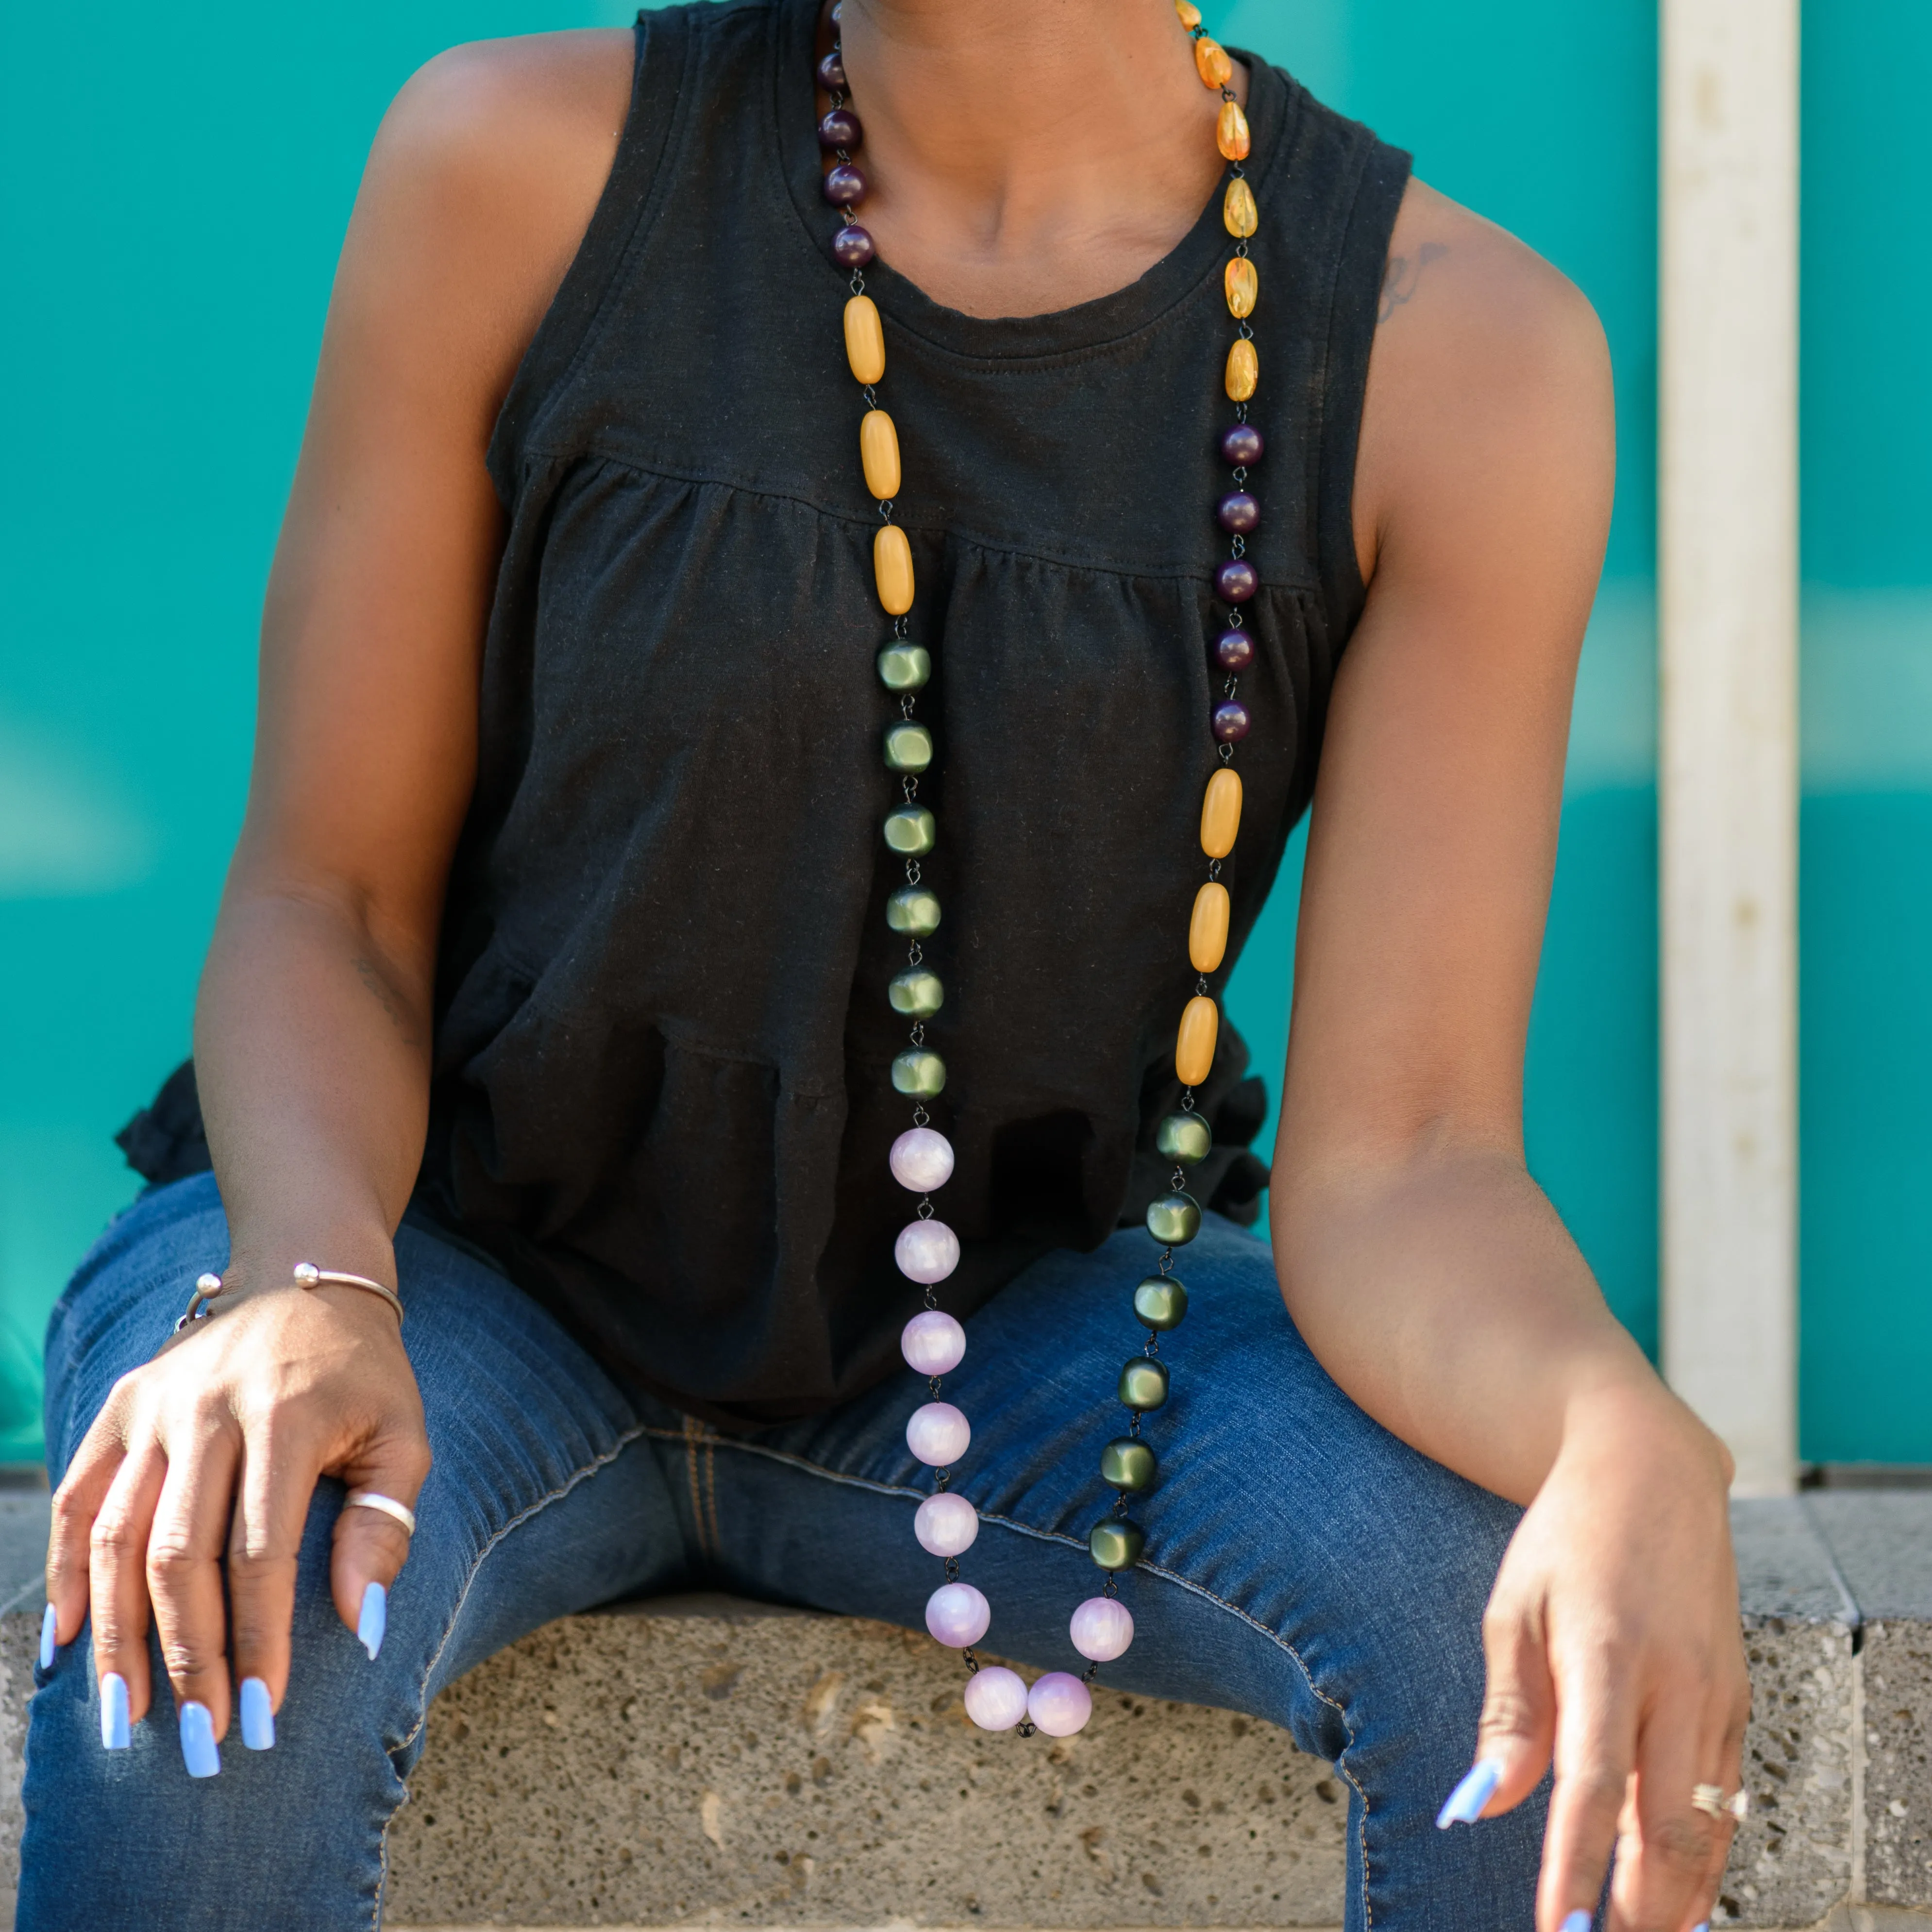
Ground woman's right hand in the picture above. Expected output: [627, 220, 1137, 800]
[44, 1255, 429, 1753]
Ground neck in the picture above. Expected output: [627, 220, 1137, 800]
[828, 0, 1249, 317]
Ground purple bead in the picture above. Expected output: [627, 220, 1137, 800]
[816, 49, 847, 90]
[1215, 558, 1258, 603]
[1213, 700, 1253, 743]
[1218, 491, 1260, 534]
[822, 161, 867, 207]
[1220, 422, 1263, 466]
[1025, 1671, 1093, 1737]
[832, 224, 875, 268]
[963, 1664, 1028, 1732]
[818, 107, 862, 151]
[925, 1581, 991, 1649]
[1215, 627, 1254, 672]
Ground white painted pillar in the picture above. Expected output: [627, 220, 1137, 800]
[1658, 0, 1800, 1495]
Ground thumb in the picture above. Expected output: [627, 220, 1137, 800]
[1439, 1593, 1558, 1827]
[328, 1423, 430, 1661]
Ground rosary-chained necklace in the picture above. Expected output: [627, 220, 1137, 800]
[817, 0, 1259, 1737]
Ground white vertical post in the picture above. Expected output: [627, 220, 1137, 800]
[1659, 0, 1800, 1495]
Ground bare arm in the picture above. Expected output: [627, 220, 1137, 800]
[1275, 180, 1746, 1932]
[46, 30, 633, 1749]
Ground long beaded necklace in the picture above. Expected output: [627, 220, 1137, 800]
[817, 0, 1260, 1738]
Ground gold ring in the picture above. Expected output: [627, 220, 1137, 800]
[1691, 1783, 1749, 1820]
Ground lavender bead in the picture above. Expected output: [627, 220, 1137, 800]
[906, 1400, 971, 1465]
[1215, 558, 1258, 603]
[890, 1125, 955, 1192]
[896, 1217, 960, 1284]
[963, 1664, 1029, 1731]
[832, 224, 876, 268]
[914, 1490, 980, 1558]
[901, 1308, 967, 1376]
[1220, 422, 1264, 466]
[1218, 491, 1260, 534]
[925, 1580, 991, 1648]
[823, 162, 868, 207]
[1215, 627, 1254, 672]
[816, 49, 847, 90]
[1069, 1595, 1135, 1662]
[818, 108, 862, 151]
[1025, 1671, 1093, 1737]
[1213, 700, 1252, 743]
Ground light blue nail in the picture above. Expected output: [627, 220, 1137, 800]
[1434, 1756, 1505, 1828]
[239, 1676, 275, 1751]
[100, 1673, 131, 1750]
[37, 1604, 55, 1671]
[1561, 1913, 1594, 1932]
[357, 1580, 387, 1661]
[1693, 1923, 1710, 1932]
[178, 1700, 220, 1778]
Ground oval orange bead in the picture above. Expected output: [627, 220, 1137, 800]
[844, 294, 885, 385]
[860, 409, 901, 501]
[1175, 995, 1220, 1088]
[1225, 337, 1258, 402]
[1174, 0, 1202, 24]
[1194, 35, 1233, 88]
[1223, 176, 1258, 238]
[1217, 100, 1251, 161]
[1189, 881, 1231, 974]
[1225, 256, 1257, 319]
[874, 524, 914, 615]
[1200, 767, 1243, 857]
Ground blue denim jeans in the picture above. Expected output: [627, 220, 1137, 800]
[21, 1172, 1544, 1929]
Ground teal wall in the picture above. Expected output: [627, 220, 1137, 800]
[0, 1, 1922, 1463]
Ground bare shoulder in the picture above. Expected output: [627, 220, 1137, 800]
[1353, 177, 1614, 592]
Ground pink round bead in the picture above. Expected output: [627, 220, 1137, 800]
[1069, 1595, 1135, 1663]
[962, 1665, 1029, 1731]
[925, 1581, 991, 1648]
[905, 1401, 970, 1466]
[901, 1309, 966, 1376]
[895, 1219, 960, 1284]
[890, 1126, 955, 1193]
[913, 1490, 979, 1558]
[1025, 1671, 1092, 1737]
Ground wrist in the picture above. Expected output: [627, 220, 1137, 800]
[1559, 1372, 1735, 1493]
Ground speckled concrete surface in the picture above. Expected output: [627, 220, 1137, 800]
[1864, 1621, 1932, 1908]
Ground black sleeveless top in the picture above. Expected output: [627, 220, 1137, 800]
[129, 0, 1410, 1428]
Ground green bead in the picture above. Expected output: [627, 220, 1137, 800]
[889, 969, 945, 1018]
[884, 722, 933, 773]
[1133, 1275, 1189, 1330]
[1089, 1518, 1146, 1571]
[887, 886, 941, 936]
[1145, 1191, 1201, 1245]
[891, 1049, 946, 1097]
[1099, 1436, 1157, 1492]
[1118, 1357, 1170, 1411]
[1155, 1111, 1213, 1165]
[877, 643, 931, 691]
[883, 806, 936, 856]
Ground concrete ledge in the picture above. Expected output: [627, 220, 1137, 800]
[0, 1495, 1925, 1926]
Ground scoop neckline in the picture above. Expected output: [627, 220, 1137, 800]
[771, 0, 1292, 364]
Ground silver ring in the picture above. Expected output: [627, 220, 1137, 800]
[1691, 1783, 1749, 1820]
[344, 1491, 417, 1536]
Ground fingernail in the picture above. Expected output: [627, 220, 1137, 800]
[358, 1580, 386, 1660]
[239, 1676, 275, 1751]
[1434, 1755, 1505, 1828]
[100, 1673, 131, 1750]
[38, 1603, 55, 1670]
[1693, 1923, 1710, 1932]
[1561, 1914, 1594, 1932]
[178, 1700, 220, 1778]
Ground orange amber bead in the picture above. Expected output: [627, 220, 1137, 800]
[1225, 337, 1258, 402]
[874, 524, 914, 615]
[1193, 35, 1233, 88]
[1200, 767, 1242, 857]
[860, 409, 901, 500]
[844, 294, 885, 385]
[1217, 100, 1250, 161]
[1225, 256, 1257, 319]
[1223, 177, 1258, 238]
[1174, 0, 1202, 25]
[1189, 881, 1231, 974]
[1175, 995, 1220, 1087]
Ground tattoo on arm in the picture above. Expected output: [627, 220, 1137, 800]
[352, 956, 421, 1048]
[1378, 241, 1449, 323]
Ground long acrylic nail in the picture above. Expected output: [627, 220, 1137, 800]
[101, 1673, 131, 1750]
[1434, 1756, 1504, 1828]
[1560, 1913, 1594, 1932]
[1693, 1923, 1710, 1932]
[38, 1604, 55, 1670]
[179, 1700, 220, 1778]
[239, 1676, 275, 1750]
[357, 1580, 387, 1661]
